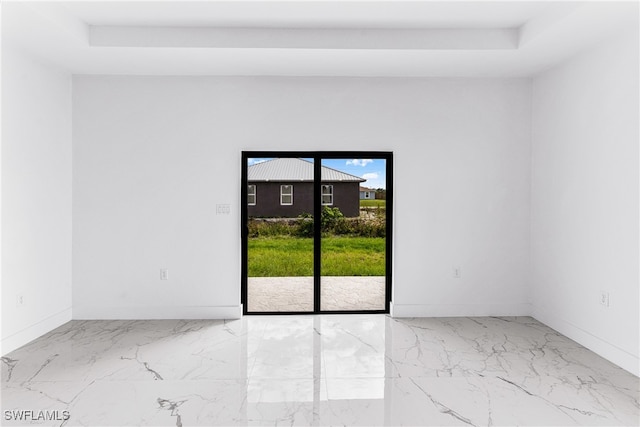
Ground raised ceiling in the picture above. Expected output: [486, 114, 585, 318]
[2, 1, 638, 77]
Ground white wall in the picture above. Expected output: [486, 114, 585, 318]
[72, 76, 532, 319]
[1, 44, 72, 354]
[531, 28, 639, 375]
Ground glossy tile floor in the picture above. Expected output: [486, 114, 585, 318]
[1, 315, 638, 426]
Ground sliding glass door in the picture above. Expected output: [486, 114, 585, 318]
[243, 155, 316, 313]
[241, 152, 392, 314]
[320, 157, 387, 311]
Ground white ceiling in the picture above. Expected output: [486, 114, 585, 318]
[2, 1, 638, 77]
[49, 1, 553, 28]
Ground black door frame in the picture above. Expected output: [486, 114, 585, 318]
[241, 151, 393, 315]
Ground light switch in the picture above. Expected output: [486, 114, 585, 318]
[216, 204, 231, 215]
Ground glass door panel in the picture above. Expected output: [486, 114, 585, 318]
[245, 156, 315, 312]
[320, 158, 387, 311]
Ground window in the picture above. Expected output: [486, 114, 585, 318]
[322, 185, 333, 205]
[248, 185, 256, 206]
[281, 185, 293, 205]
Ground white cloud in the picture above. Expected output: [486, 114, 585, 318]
[362, 172, 379, 180]
[248, 158, 268, 165]
[346, 159, 373, 167]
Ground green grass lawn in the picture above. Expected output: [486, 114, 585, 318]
[360, 199, 386, 208]
[248, 236, 385, 277]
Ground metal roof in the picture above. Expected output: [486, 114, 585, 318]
[248, 158, 365, 182]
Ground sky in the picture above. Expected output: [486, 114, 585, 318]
[248, 157, 386, 189]
[322, 158, 386, 189]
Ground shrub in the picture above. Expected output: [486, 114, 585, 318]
[331, 218, 354, 235]
[320, 207, 386, 237]
[296, 213, 314, 237]
[346, 218, 386, 237]
[321, 206, 344, 228]
[248, 219, 295, 237]
[249, 206, 386, 238]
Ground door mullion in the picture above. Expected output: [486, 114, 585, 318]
[313, 155, 322, 313]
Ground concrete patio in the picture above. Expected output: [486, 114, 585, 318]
[247, 276, 386, 312]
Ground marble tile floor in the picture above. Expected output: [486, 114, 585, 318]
[1, 315, 638, 426]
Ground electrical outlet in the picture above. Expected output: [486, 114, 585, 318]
[16, 294, 24, 307]
[599, 291, 609, 307]
[160, 269, 169, 280]
[453, 267, 461, 278]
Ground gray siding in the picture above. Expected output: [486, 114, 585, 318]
[248, 182, 360, 217]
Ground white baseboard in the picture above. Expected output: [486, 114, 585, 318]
[72, 304, 243, 320]
[532, 305, 639, 377]
[2, 307, 72, 355]
[390, 302, 532, 318]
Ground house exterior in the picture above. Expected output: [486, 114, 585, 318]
[248, 158, 365, 217]
[359, 186, 377, 200]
